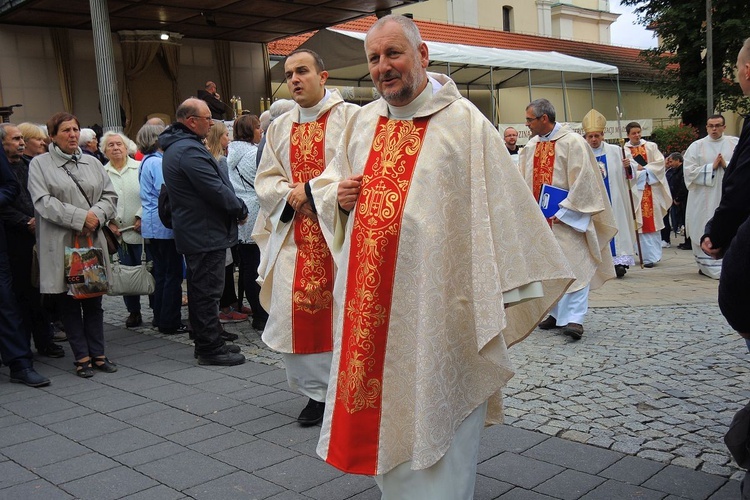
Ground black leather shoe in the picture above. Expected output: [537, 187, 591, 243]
[196, 348, 245, 366]
[220, 330, 239, 341]
[37, 343, 65, 358]
[125, 312, 143, 328]
[614, 265, 627, 278]
[92, 356, 118, 373]
[538, 315, 558, 330]
[252, 317, 267, 331]
[10, 368, 51, 388]
[194, 344, 240, 359]
[159, 324, 190, 335]
[297, 398, 325, 426]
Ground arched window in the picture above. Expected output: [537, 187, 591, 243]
[502, 6, 514, 32]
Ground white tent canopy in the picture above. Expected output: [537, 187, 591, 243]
[271, 28, 619, 90]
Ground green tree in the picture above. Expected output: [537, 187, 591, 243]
[621, 0, 750, 128]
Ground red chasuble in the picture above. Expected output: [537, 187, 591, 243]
[326, 116, 430, 474]
[628, 144, 656, 233]
[289, 112, 334, 353]
[532, 139, 557, 217]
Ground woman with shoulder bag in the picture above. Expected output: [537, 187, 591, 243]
[27, 112, 119, 378]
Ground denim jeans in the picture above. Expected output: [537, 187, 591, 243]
[185, 250, 226, 355]
[149, 239, 183, 329]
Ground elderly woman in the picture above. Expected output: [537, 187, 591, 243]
[100, 131, 144, 328]
[79, 128, 106, 164]
[227, 114, 267, 331]
[27, 112, 118, 378]
[137, 123, 187, 335]
[18, 123, 48, 161]
[206, 121, 246, 328]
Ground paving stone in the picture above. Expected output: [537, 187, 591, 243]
[708, 479, 742, 500]
[61, 465, 159, 500]
[101, 372, 173, 393]
[2, 434, 90, 468]
[166, 391, 243, 416]
[0, 459, 39, 488]
[579, 479, 668, 499]
[128, 407, 210, 436]
[187, 430, 257, 455]
[523, 436, 624, 474]
[47, 412, 130, 441]
[137, 382, 204, 402]
[599, 455, 665, 485]
[108, 401, 169, 421]
[166, 422, 233, 446]
[80, 427, 165, 457]
[115, 484, 185, 500]
[478, 452, 564, 489]
[29, 405, 95, 426]
[290, 471, 374, 500]
[0, 420, 53, 447]
[534, 469, 605, 500]
[235, 412, 297, 435]
[81, 391, 151, 413]
[643, 464, 728, 500]
[257, 421, 322, 448]
[204, 402, 273, 426]
[479, 424, 549, 462]
[0, 478, 73, 499]
[115, 441, 188, 467]
[211, 439, 297, 471]
[255, 454, 342, 492]
[2, 392, 78, 418]
[491, 487, 557, 499]
[474, 474, 514, 500]
[183, 470, 284, 499]
[134, 449, 236, 490]
[34, 452, 120, 484]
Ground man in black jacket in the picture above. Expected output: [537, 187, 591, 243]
[197, 81, 231, 120]
[160, 98, 248, 366]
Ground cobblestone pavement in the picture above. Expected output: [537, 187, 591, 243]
[98, 241, 748, 479]
[0, 239, 744, 498]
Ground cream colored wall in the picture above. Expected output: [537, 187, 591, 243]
[0, 25, 266, 130]
[394, 0, 448, 23]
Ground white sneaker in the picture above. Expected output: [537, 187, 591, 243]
[661, 241, 671, 248]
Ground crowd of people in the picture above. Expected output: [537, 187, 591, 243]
[2, 15, 750, 499]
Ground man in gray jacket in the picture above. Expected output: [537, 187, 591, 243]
[160, 98, 247, 366]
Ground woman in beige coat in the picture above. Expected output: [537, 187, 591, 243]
[27, 112, 119, 378]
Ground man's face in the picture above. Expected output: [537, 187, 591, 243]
[627, 127, 642, 144]
[207, 82, 217, 94]
[284, 52, 328, 108]
[585, 131, 603, 150]
[737, 50, 750, 96]
[187, 102, 213, 139]
[706, 117, 725, 140]
[504, 128, 518, 148]
[2, 126, 25, 161]
[366, 21, 429, 107]
[525, 108, 549, 137]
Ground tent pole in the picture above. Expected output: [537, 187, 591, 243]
[561, 72, 569, 121]
[590, 74, 595, 109]
[616, 74, 623, 133]
[527, 69, 532, 102]
[489, 66, 496, 126]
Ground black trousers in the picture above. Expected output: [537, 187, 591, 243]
[185, 250, 226, 354]
[149, 238, 183, 329]
[719, 217, 750, 333]
[238, 243, 268, 322]
[0, 225, 33, 372]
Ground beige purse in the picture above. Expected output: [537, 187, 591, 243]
[108, 240, 155, 296]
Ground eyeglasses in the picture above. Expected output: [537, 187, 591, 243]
[525, 116, 541, 123]
[190, 115, 212, 122]
[706, 124, 725, 128]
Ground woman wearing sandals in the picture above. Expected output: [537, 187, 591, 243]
[27, 112, 119, 378]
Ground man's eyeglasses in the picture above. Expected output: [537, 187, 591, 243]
[190, 115, 212, 122]
[525, 116, 541, 123]
[706, 124, 724, 129]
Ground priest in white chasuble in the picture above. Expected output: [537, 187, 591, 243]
[518, 99, 618, 341]
[254, 48, 358, 427]
[623, 121, 672, 267]
[684, 114, 738, 279]
[582, 108, 638, 279]
[310, 15, 574, 500]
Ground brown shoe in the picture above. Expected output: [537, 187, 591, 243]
[563, 323, 584, 340]
[125, 312, 142, 328]
[538, 315, 558, 330]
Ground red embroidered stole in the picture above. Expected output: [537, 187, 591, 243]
[629, 144, 656, 233]
[532, 141, 556, 202]
[326, 116, 430, 474]
[289, 111, 334, 353]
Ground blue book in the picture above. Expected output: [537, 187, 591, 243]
[539, 184, 569, 219]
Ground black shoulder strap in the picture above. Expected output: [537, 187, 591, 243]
[60, 163, 92, 208]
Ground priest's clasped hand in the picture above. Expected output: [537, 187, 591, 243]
[338, 174, 363, 212]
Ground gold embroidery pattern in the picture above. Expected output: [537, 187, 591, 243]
[291, 120, 332, 317]
[293, 215, 333, 314]
[291, 121, 325, 179]
[338, 119, 426, 414]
